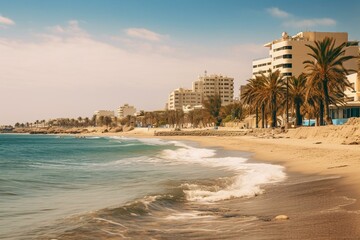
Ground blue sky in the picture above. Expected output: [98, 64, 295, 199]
[1, 0, 359, 124]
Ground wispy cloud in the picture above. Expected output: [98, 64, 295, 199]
[267, 7, 290, 18]
[0, 15, 15, 27]
[47, 20, 89, 38]
[267, 7, 336, 29]
[284, 18, 336, 28]
[125, 28, 167, 42]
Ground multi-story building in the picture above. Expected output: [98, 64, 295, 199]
[117, 104, 136, 118]
[253, 32, 358, 78]
[167, 88, 202, 110]
[192, 73, 234, 105]
[330, 72, 360, 121]
[94, 110, 114, 118]
[252, 32, 359, 124]
[167, 73, 234, 111]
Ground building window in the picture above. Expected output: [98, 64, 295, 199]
[282, 72, 292, 76]
[283, 63, 292, 68]
[283, 54, 292, 59]
[274, 45, 292, 52]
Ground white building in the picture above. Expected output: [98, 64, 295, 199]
[167, 73, 234, 111]
[167, 88, 202, 111]
[253, 32, 358, 78]
[330, 72, 360, 120]
[193, 73, 234, 105]
[253, 32, 359, 123]
[117, 104, 136, 118]
[94, 110, 114, 117]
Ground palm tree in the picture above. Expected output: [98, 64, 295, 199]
[244, 70, 286, 128]
[304, 37, 357, 125]
[241, 78, 263, 128]
[262, 70, 287, 127]
[289, 74, 307, 126]
[203, 94, 222, 126]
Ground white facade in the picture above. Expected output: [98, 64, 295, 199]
[182, 104, 203, 113]
[192, 73, 234, 105]
[253, 32, 358, 78]
[168, 88, 202, 110]
[117, 104, 136, 118]
[94, 110, 114, 117]
[167, 73, 235, 111]
[331, 73, 360, 119]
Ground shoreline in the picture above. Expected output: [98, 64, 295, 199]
[85, 128, 360, 238]
[3, 130, 360, 238]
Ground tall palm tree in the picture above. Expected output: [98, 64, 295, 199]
[304, 37, 357, 125]
[257, 70, 286, 128]
[203, 94, 222, 126]
[242, 70, 286, 128]
[241, 78, 263, 128]
[289, 74, 307, 126]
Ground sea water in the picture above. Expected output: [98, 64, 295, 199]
[0, 134, 286, 239]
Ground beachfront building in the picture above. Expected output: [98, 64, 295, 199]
[252, 32, 359, 125]
[330, 72, 360, 122]
[94, 110, 114, 118]
[167, 88, 202, 110]
[117, 104, 136, 118]
[193, 73, 234, 105]
[167, 73, 234, 111]
[253, 32, 358, 78]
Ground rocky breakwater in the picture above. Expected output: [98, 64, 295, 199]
[155, 129, 247, 137]
[12, 127, 91, 134]
[154, 127, 287, 138]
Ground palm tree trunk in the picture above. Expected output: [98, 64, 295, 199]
[319, 100, 324, 126]
[322, 81, 333, 125]
[295, 101, 302, 127]
[261, 103, 265, 128]
[271, 110, 277, 128]
[271, 97, 277, 128]
[255, 105, 259, 128]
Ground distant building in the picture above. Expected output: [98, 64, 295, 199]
[239, 85, 247, 102]
[117, 104, 136, 118]
[193, 73, 234, 105]
[252, 31, 358, 78]
[167, 73, 234, 111]
[94, 110, 114, 118]
[168, 88, 202, 110]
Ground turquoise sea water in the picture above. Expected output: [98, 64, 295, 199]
[0, 134, 285, 239]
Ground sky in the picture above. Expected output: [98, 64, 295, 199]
[1, 0, 359, 125]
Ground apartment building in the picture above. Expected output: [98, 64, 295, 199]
[94, 110, 114, 117]
[252, 32, 359, 124]
[167, 73, 234, 111]
[192, 73, 234, 105]
[330, 72, 360, 120]
[252, 32, 358, 78]
[117, 104, 136, 118]
[167, 88, 202, 110]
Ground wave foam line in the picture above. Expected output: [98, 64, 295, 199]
[158, 142, 286, 202]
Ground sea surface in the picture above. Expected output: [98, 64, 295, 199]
[0, 134, 286, 239]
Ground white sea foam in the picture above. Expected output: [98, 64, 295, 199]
[109, 136, 172, 146]
[158, 142, 286, 203]
[165, 211, 214, 220]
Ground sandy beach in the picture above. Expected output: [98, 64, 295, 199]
[91, 125, 360, 239]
